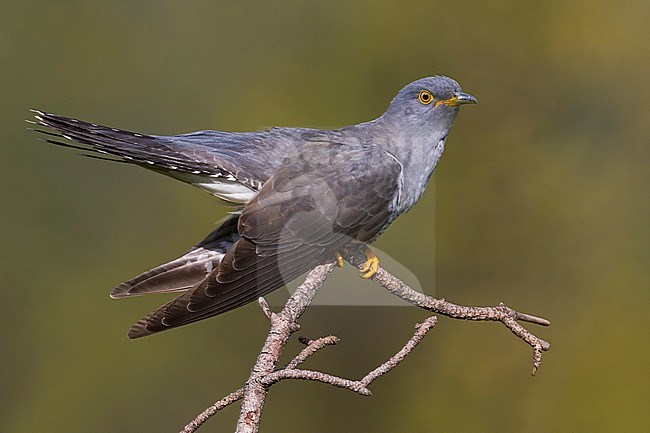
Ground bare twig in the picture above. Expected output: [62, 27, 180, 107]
[262, 368, 373, 395]
[179, 334, 340, 433]
[180, 249, 551, 433]
[286, 335, 340, 369]
[180, 262, 336, 433]
[181, 316, 437, 432]
[235, 262, 337, 433]
[361, 316, 438, 386]
[262, 317, 437, 397]
[344, 248, 551, 375]
[180, 388, 244, 433]
[257, 297, 276, 321]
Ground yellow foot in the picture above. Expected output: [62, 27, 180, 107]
[335, 248, 349, 268]
[359, 247, 379, 279]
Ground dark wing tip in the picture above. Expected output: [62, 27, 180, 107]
[127, 320, 150, 339]
[126, 297, 178, 339]
[127, 307, 165, 339]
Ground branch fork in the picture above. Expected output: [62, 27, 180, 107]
[180, 252, 551, 433]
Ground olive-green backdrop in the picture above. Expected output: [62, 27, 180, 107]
[1, 1, 647, 432]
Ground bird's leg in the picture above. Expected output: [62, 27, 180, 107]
[358, 246, 380, 279]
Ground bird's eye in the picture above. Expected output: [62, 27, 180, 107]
[418, 90, 434, 105]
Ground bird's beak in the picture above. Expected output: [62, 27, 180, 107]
[435, 92, 478, 107]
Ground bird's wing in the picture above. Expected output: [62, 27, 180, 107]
[110, 214, 240, 298]
[129, 144, 402, 337]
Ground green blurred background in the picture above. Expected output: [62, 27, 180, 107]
[2, 1, 648, 432]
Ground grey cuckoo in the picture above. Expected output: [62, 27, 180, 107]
[32, 76, 476, 338]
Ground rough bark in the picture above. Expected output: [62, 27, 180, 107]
[180, 254, 550, 433]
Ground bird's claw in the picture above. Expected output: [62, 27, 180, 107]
[359, 247, 379, 279]
[335, 248, 350, 268]
[335, 252, 345, 268]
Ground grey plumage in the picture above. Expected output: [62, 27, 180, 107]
[33, 76, 476, 338]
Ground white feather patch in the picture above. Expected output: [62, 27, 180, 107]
[192, 181, 257, 203]
[164, 170, 259, 204]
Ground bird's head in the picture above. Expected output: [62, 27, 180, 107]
[382, 76, 476, 141]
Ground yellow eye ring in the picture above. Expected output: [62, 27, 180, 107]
[418, 90, 434, 105]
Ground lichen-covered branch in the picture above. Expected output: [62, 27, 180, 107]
[180, 262, 337, 433]
[235, 262, 337, 433]
[180, 388, 245, 433]
[263, 316, 438, 397]
[344, 248, 551, 375]
[360, 316, 438, 386]
[180, 251, 551, 433]
[179, 334, 342, 433]
[286, 335, 340, 369]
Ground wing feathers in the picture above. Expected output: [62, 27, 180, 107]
[123, 144, 401, 338]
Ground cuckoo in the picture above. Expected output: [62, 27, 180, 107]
[32, 76, 476, 338]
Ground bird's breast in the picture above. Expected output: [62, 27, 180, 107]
[392, 136, 446, 215]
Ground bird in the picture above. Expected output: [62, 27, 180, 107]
[31, 76, 476, 338]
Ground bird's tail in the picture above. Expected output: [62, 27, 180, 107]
[30, 110, 217, 174]
[30, 110, 259, 204]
